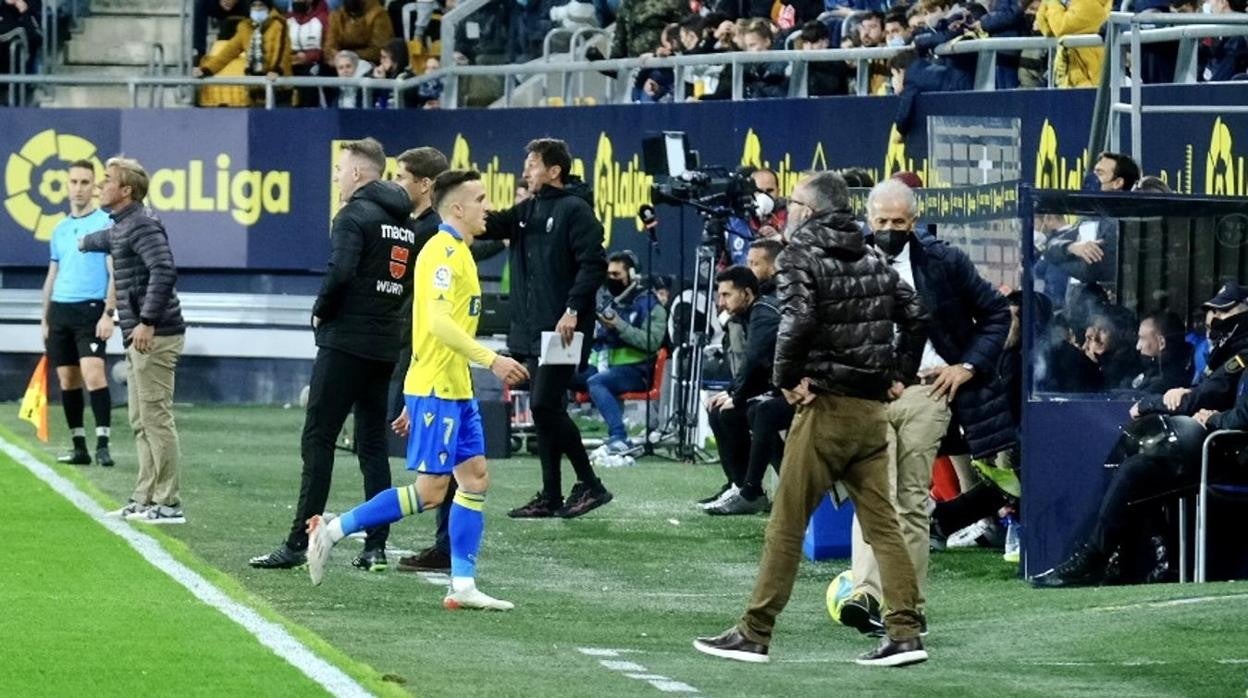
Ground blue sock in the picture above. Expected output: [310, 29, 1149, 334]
[338, 484, 422, 539]
[449, 490, 486, 580]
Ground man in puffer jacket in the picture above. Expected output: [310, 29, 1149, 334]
[694, 171, 932, 668]
[81, 157, 187, 524]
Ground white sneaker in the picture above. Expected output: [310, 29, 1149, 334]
[110, 501, 148, 518]
[947, 518, 993, 549]
[126, 504, 184, 524]
[443, 586, 514, 611]
[700, 484, 740, 510]
[306, 514, 336, 586]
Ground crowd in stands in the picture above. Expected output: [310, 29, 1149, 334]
[609, 0, 1248, 103]
[4, 0, 1246, 104]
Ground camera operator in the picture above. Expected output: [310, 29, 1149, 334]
[718, 168, 783, 268]
[580, 251, 669, 456]
[701, 265, 783, 515]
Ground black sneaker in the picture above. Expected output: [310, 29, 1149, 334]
[558, 486, 613, 519]
[352, 548, 388, 572]
[693, 627, 769, 664]
[855, 637, 928, 667]
[397, 546, 451, 573]
[95, 446, 114, 467]
[249, 543, 307, 569]
[508, 492, 563, 518]
[839, 592, 884, 636]
[566, 482, 589, 507]
[1030, 543, 1106, 588]
[57, 448, 91, 465]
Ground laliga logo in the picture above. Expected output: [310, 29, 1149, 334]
[4, 129, 104, 241]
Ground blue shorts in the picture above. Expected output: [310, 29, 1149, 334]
[405, 395, 485, 475]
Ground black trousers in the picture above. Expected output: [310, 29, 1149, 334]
[521, 357, 598, 504]
[743, 396, 794, 496]
[286, 347, 394, 552]
[1091, 452, 1194, 554]
[709, 402, 750, 487]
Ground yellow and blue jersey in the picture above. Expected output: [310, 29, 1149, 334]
[403, 224, 486, 400]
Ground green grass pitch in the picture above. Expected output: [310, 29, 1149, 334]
[2, 405, 1247, 697]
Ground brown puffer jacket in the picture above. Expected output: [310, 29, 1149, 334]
[325, 0, 392, 64]
[772, 210, 928, 401]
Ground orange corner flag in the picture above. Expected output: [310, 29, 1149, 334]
[18, 356, 50, 443]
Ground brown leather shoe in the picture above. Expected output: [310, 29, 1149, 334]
[397, 546, 450, 573]
[693, 627, 769, 663]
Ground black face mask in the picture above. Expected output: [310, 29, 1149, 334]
[1209, 315, 1240, 346]
[605, 279, 629, 297]
[874, 229, 911, 259]
[292, 1, 308, 12]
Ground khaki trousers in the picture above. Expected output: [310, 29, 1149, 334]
[850, 385, 951, 608]
[128, 334, 185, 507]
[738, 394, 922, 644]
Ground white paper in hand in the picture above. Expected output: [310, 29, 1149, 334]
[539, 331, 583, 366]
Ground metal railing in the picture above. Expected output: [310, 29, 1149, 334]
[439, 0, 491, 107]
[4, 16, 1248, 111]
[3, 30, 29, 107]
[1098, 11, 1248, 167]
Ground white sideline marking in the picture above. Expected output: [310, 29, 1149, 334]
[0, 437, 373, 698]
[578, 647, 704, 695]
[1092, 593, 1248, 613]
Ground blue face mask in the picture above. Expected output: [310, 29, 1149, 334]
[886, 35, 906, 47]
[250, 9, 269, 23]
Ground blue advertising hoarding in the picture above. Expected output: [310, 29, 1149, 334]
[3, 84, 1246, 273]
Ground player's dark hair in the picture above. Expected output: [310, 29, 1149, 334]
[715, 265, 759, 297]
[397, 147, 448, 180]
[68, 159, 96, 174]
[749, 238, 784, 261]
[525, 138, 572, 183]
[432, 169, 482, 212]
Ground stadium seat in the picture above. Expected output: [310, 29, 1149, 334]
[1196, 429, 1248, 583]
[574, 347, 669, 405]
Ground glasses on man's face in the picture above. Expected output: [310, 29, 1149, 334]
[789, 198, 813, 211]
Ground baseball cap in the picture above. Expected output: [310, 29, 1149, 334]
[1202, 281, 1248, 310]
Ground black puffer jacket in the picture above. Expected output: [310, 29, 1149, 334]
[773, 211, 928, 400]
[312, 180, 415, 363]
[80, 202, 184, 346]
[482, 176, 607, 361]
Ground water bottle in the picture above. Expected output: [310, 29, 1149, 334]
[1002, 514, 1021, 563]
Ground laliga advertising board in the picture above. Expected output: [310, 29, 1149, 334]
[2, 86, 1247, 273]
[0, 109, 326, 271]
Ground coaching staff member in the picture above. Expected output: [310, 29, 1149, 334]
[251, 138, 417, 571]
[479, 138, 611, 519]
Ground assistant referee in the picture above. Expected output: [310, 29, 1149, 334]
[40, 159, 115, 467]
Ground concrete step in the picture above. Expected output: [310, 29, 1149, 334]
[72, 14, 184, 51]
[66, 34, 182, 66]
[89, 0, 181, 14]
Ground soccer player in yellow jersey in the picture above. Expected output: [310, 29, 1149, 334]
[305, 170, 529, 610]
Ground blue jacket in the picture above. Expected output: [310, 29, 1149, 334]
[907, 232, 1015, 457]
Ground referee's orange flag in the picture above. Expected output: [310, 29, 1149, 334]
[18, 356, 50, 443]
